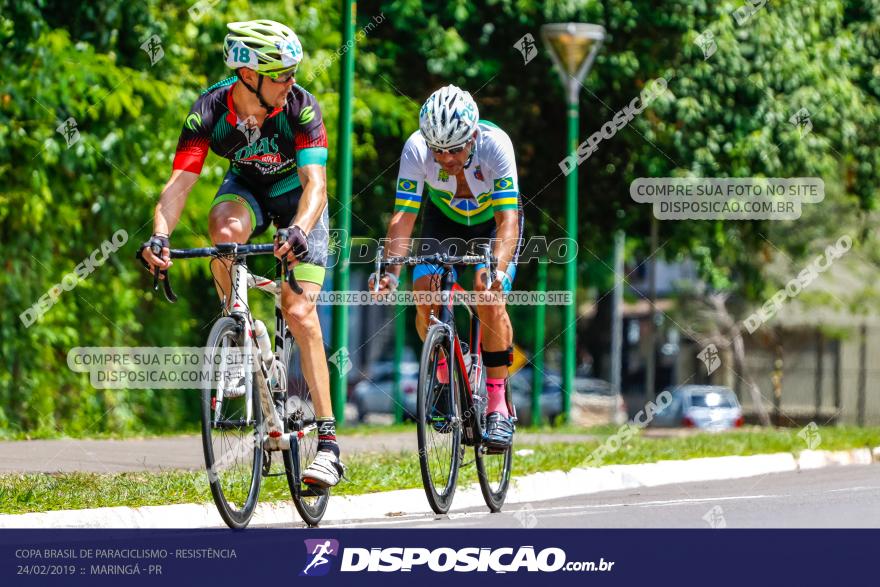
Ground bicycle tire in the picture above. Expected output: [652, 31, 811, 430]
[201, 317, 263, 529]
[470, 353, 513, 512]
[416, 324, 462, 514]
[282, 336, 329, 526]
[475, 443, 512, 512]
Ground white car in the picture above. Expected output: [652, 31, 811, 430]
[651, 385, 744, 430]
[351, 361, 419, 421]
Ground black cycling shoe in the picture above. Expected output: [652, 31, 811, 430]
[483, 411, 515, 450]
[430, 379, 453, 433]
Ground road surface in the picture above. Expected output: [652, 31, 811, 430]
[302, 465, 880, 529]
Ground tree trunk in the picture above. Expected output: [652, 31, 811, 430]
[731, 330, 772, 426]
[706, 293, 771, 426]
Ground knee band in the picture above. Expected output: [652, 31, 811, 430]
[482, 346, 513, 368]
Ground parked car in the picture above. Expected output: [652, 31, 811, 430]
[351, 361, 419, 421]
[650, 385, 744, 430]
[511, 368, 627, 426]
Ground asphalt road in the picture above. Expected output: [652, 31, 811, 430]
[307, 464, 880, 529]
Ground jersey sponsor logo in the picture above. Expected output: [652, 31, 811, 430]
[473, 165, 484, 181]
[185, 112, 202, 131]
[299, 106, 315, 125]
[494, 177, 514, 191]
[241, 152, 283, 164]
[234, 135, 282, 163]
[397, 178, 418, 193]
[438, 169, 449, 181]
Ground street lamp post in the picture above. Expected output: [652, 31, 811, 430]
[540, 23, 605, 422]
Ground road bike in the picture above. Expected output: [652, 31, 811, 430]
[142, 233, 328, 528]
[375, 246, 515, 514]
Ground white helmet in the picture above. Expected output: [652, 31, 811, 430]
[419, 85, 479, 149]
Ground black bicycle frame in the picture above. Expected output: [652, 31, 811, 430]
[435, 265, 483, 444]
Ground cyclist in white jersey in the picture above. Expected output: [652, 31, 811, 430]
[370, 85, 523, 448]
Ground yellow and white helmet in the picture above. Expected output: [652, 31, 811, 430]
[223, 20, 303, 78]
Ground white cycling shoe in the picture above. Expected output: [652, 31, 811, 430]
[302, 449, 346, 488]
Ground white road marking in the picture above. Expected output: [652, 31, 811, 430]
[300, 473, 880, 528]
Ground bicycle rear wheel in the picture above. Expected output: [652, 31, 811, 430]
[416, 324, 462, 514]
[282, 336, 329, 526]
[201, 317, 263, 529]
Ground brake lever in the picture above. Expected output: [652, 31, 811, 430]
[281, 257, 304, 295]
[478, 244, 496, 285]
[162, 273, 178, 303]
[149, 243, 178, 303]
[276, 229, 304, 295]
[374, 245, 385, 293]
[150, 243, 162, 291]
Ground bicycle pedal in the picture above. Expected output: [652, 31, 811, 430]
[481, 441, 511, 455]
[301, 486, 328, 498]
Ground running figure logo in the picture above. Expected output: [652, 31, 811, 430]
[139, 34, 165, 66]
[56, 117, 80, 148]
[515, 33, 538, 65]
[300, 539, 340, 576]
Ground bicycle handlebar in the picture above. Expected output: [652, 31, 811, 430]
[374, 245, 497, 293]
[167, 243, 275, 259]
[145, 241, 303, 303]
[382, 253, 492, 266]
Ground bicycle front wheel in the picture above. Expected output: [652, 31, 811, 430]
[416, 324, 462, 514]
[474, 363, 513, 512]
[201, 317, 263, 529]
[475, 443, 512, 512]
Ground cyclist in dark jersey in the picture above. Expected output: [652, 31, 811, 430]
[140, 20, 344, 487]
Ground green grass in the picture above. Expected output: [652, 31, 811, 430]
[1, 426, 878, 515]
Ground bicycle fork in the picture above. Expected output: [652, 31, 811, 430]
[229, 260, 289, 452]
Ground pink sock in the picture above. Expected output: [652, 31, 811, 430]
[486, 378, 509, 416]
[436, 357, 449, 384]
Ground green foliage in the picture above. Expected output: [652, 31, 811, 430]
[2, 0, 878, 434]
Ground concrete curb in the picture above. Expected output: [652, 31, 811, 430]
[1, 447, 876, 529]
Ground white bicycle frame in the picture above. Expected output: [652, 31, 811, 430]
[214, 260, 293, 451]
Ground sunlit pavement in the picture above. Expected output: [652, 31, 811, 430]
[305, 465, 880, 529]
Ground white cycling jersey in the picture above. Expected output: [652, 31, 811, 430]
[393, 120, 520, 226]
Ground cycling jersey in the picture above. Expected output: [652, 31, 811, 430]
[412, 198, 524, 290]
[173, 77, 328, 195]
[394, 120, 520, 226]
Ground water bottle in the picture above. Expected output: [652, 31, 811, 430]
[253, 320, 278, 388]
[461, 342, 472, 373]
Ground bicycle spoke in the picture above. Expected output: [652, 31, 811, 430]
[202, 319, 262, 528]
